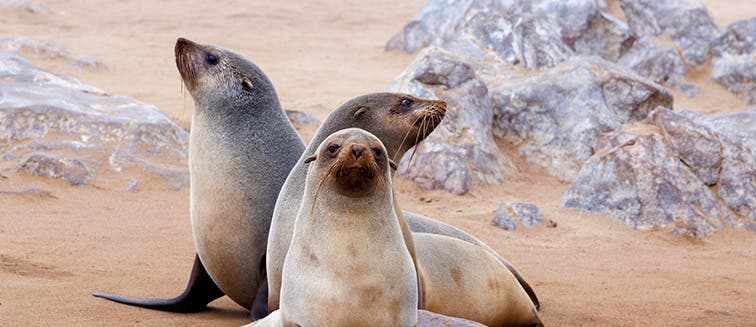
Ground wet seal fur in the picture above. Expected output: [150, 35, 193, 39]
[93, 38, 304, 313]
[265, 93, 540, 315]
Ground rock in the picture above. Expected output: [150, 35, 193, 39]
[16, 153, 92, 185]
[492, 202, 544, 231]
[285, 109, 319, 125]
[0, 52, 188, 191]
[391, 47, 511, 195]
[1, 36, 104, 69]
[387, 0, 633, 64]
[418, 309, 486, 327]
[456, 11, 573, 69]
[618, 37, 687, 87]
[680, 109, 756, 220]
[619, 0, 720, 66]
[563, 107, 755, 237]
[710, 18, 755, 104]
[490, 56, 673, 181]
[572, 12, 634, 62]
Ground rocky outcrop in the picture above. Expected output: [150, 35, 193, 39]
[618, 37, 687, 87]
[710, 18, 755, 104]
[562, 108, 755, 237]
[618, 0, 720, 66]
[387, 0, 633, 64]
[0, 52, 188, 192]
[390, 46, 672, 192]
[492, 202, 543, 231]
[391, 47, 511, 195]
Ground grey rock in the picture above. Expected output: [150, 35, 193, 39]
[390, 47, 512, 195]
[0, 52, 188, 190]
[125, 178, 139, 193]
[710, 18, 755, 104]
[1, 36, 104, 69]
[490, 57, 673, 181]
[284, 109, 319, 125]
[618, 37, 687, 86]
[563, 107, 755, 237]
[572, 12, 635, 62]
[387, 0, 633, 65]
[457, 11, 573, 69]
[418, 309, 486, 327]
[619, 0, 720, 66]
[17, 153, 92, 185]
[492, 202, 544, 230]
[680, 109, 756, 220]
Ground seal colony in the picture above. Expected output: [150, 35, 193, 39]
[93, 39, 542, 325]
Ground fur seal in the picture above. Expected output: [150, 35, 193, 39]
[265, 93, 540, 313]
[413, 233, 543, 326]
[93, 38, 303, 313]
[281, 128, 418, 326]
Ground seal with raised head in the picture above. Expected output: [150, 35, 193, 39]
[265, 93, 540, 314]
[93, 38, 304, 313]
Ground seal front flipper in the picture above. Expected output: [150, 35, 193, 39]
[93, 254, 224, 312]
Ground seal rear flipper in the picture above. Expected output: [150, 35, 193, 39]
[93, 254, 225, 313]
[250, 259, 269, 321]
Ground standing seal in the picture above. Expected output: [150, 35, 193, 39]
[265, 93, 540, 314]
[93, 38, 303, 313]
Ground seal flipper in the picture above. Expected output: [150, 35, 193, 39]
[93, 254, 224, 312]
[250, 256, 269, 321]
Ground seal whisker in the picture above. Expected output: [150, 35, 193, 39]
[393, 114, 424, 163]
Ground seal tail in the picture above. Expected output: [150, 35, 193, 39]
[92, 254, 224, 313]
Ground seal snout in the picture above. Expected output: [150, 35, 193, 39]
[351, 144, 365, 159]
[175, 37, 201, 90]
[330, 140, 384, 198]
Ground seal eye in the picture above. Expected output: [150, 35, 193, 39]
[327, 144, 340, 157]
[399, 98, 413, 108]
[205, 53, 219, 65]
[372, 147, 382, 157]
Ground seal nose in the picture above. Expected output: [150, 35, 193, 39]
[351, 144, 365, 159]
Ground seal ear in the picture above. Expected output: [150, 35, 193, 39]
[354, 106, 369, 117]
[389, 159, 397, 170]
[242, 76, 253, 90]
[304, 154, 317, 164]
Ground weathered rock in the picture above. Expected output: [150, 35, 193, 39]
[457, 11, 573, 69]
[0, 52, 188, 191]
[1, 36, 103, 69]
[618, 37, 687, 86]
[418, 309, 486, 327]
[492, 202, 544, 230]
[710, 18, 755, 104]
[572, 12, 635, 62]
[16, 153, 92, 185]
[619, 0, 720, 66]
[390, 47, 512, 195]
[490, 56, 673, 181]
[680, 109, 756, 220]
[387, 0, 633, 64]
[563, 107, 755, 236]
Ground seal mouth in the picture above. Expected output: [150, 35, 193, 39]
[329, 143, 383, 198]
[175, 37, 200, 90]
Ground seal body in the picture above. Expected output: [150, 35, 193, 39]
[180, 39, 304, 309]
[280, 128, 418, 326]
[414, 234, 543, 327]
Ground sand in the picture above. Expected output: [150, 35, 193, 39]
[1, 0, 754, 326]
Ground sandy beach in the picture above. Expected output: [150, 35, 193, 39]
[1, 0, 755, 326]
